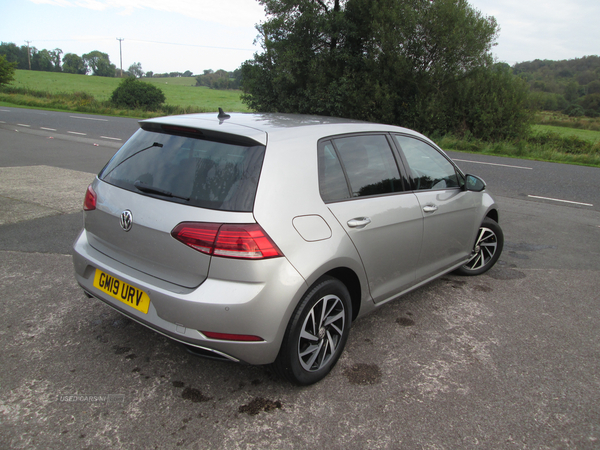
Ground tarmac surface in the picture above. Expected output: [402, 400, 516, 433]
[1, 120, 599, 449]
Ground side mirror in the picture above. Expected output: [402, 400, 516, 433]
[465, 174, 486, 192]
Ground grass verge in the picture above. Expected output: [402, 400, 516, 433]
[436, 132, 600, 167]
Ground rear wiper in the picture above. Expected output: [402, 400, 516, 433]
[104, 142, 164, 177]
[134, 181, 190, 201]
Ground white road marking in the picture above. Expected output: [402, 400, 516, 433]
[67, 131, 87, 136]
[453, 159, 533, 170]
[40, 127, 57, 131]
[17, 123, 31, 127]
[100, 136, 122, 141]
[70, 115, 108, 122]
[528, 195, 593, 207]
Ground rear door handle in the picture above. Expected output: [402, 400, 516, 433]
[423, 204, 438, 213]
[347, 217, 371, 229]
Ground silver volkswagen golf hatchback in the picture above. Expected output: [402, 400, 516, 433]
[73, 111, 503, 385]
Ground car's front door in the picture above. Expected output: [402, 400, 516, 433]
[393, 135, 479, 282]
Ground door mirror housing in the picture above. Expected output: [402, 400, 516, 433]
[465, 174, 486, 192]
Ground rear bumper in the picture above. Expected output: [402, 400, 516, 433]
[72, 229, 307, 365]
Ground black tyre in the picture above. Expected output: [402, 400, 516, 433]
[455, 217, 504, 276]
[273, 276, 352, 385]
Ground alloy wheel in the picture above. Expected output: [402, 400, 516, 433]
[297, 294, 346, 372]
[463, 226, 498, 271]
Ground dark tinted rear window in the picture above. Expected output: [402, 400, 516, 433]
[99, 129, 265, 212]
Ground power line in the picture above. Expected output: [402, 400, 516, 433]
[128, 38, 255, 52]
[26, 38, 256, 52]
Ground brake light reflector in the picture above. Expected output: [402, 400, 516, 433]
[201, 331, 264, 342]
[171, 223, 283, 260]
[83, 185, 96, 211]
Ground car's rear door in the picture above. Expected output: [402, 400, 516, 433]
[319, 134, 423, 304]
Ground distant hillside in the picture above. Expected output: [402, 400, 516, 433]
[513, 55, 600, 117]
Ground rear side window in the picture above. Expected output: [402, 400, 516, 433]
[99, 129, 265, 212]
[318, 134, 404, 202]
[318, 142, 351, 202]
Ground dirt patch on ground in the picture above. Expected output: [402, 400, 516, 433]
[343, 363, 382, 385]
[181, 387, 211, 403]
[238, 397, 283, 415]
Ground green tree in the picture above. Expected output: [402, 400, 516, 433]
[31, 48, 54, 71]
[587, 80, 600, 95]
[127, 62, 144, 78]
[195, 69, 240, 89]
[62, 53, 88, 74]
[110, 77, 166, 110]
[0, 42, 29, 69]
[564, 81, 580, 103]
[579, 93, 600, 114]
[83, 51, 116, 77]
[444, 64, 533, 140]
[0, 54, 17, 86]
[241, 0, 528, 139]
[49, 48, 63, 71]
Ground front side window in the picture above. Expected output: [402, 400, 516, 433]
[99, 129, 265, 212]
[393, 135, 460, 191]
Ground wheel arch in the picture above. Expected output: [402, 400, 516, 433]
[321, 267, 362, 321]
[486, 208, 499, 224]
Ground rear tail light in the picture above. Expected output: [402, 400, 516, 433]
[171, 223, 283, 260]
[83, 185, 96, 211]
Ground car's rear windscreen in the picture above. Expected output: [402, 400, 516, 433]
[99, 129, 265, 212]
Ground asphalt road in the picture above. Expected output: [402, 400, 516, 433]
[1, 109, 599, 449]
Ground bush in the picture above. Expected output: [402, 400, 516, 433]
[585, 109, 600, 118]
[110, 77, 166, 110]
[564, 104, 585, 117]
[0, 54, 17, 86]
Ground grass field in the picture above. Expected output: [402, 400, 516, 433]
[532, 124, 600, 144]
[8, 70, 249, 112]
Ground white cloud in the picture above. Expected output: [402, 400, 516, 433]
[469, 0, 600, 63]
[29, 0, 266, 27]
[28, 0, 73, 5]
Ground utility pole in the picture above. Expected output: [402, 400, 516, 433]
[116, 38, 124, 77]
[25, 40, 32, 70]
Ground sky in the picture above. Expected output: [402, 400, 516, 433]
[1, 0, 599, 75]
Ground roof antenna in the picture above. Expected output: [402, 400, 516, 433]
[218, 108, 230, 123]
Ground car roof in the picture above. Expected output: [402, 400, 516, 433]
[140, 112, 424, 147]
